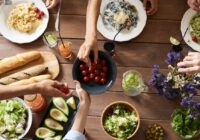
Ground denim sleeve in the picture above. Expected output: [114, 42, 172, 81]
[62, 129, 85, 140]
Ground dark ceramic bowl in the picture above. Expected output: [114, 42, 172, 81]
[72, 51, 117, 94]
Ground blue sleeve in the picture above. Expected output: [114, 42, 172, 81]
[62, 129, 85, 140]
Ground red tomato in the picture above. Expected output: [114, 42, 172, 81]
[88, 67, 94, 73]
[94, 70, 100, 75]
[192, 36, 198, 42]
[40, 11, 45, 17]
[82, 70, 88, 76]
[37, 14, 42, 20]
[102, 66, 108, 72]
[80, 64, 85, 70]
[96, 64, 102, 70]
[34, 8, 40, 13]
[89, 73, 95, 79]
[83, 76, 89, 82]
[100, 72, 106, 78]
[94, 76, 100, 83]
[100, 78, 107, 84]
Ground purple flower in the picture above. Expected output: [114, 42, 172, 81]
[165, 51, 181, 65]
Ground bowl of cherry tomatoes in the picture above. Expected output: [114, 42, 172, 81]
[72, 51, 117, 94]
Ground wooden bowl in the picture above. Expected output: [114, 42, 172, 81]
[101, 101, 140, 140]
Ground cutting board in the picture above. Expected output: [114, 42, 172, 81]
[0, 51, 60, 80]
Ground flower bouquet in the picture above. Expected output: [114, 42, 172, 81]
[149, 37, 200, 138]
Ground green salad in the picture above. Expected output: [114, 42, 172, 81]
[103, 104, 138, 139]
[171, 108, 200, 139]
[190, 13, 200, 43]
[0, 99, 28, 139]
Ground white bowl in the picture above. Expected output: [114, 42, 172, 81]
[97, 0, 147, 42]
[0, 97, 32, 140]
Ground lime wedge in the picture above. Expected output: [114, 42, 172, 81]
[170, 36, 180, 46]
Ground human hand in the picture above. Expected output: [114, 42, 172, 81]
[74, 80, 91, 106]
[143, 0, 158, 15]
[35, 80, 71, 98]
[45, 0, 60, 9]
[177, 52, 200, 73]
[77, 38, 98, 66]
[188, 0, 200, 11]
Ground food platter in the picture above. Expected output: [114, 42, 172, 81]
[97, 0, 147, 42]
[0, 0, 49, 44]
[181, 8, 200, 52]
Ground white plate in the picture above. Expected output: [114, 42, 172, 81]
[0, 97, 32, 140]
[97, 0, 147, 42]
[0, 0, 49, 44]
[181, 8, 200, 52]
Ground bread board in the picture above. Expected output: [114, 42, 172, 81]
[0, 51, 60, 81]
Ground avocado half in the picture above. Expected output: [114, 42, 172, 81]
[35, 127, 55, 139]
[45, 118, 64, 131]
[44, 135, 62, 140]
[66, 97, 76, 110]
[50, 108, 68, 122]
[53, 97, 69, 116]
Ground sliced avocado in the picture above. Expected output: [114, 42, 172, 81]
[53, 97, 69, 115]
[66, 97, 76, 110]
[44, 135, 62, 140]
[45, 118, 64, 131]
[50, 108, 68, 122]
[35, 127, 55, 139]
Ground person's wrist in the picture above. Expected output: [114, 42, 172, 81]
[85, 32, 97, 41]
[80, 100, 90, 108]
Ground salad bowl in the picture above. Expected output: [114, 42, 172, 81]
[101, 101, 140, 139]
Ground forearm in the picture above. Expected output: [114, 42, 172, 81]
[85, 0, 101, 39]
[0, 84, 37, 100]
[71, 103, 90, 133]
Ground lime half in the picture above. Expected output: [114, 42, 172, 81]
[170, 36, 180, 46]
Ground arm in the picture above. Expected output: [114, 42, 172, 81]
[143, 0, 158, 15]
[0, 80, 70, 100]
[78, 0, 101, 65]
[63, 81, 91, 140]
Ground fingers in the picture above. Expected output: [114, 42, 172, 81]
[177, 61, 195, 67]
[46, 0, 59, 9]
[188, 0, 200, 11]
[178, 66, 200, 73]
[146, 0, 158, 15]
[94, 49, 99, 64]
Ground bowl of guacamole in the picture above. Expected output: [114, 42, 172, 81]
[101, 101, 140, 140]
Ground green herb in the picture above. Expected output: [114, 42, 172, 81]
[171, 107, 200, 139]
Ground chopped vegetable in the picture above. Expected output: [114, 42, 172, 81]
[103, 104, 138, 139]
[0, 99, 28, 139]
[190, 13, 200, 44]
[171, 108, 200, 139]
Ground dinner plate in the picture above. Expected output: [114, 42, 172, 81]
[0, 0, 49, 44]
[97, 0, 147, 42]
[181, 8, 200, 52]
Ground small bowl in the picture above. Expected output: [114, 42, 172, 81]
[0, 97, 32, 140]
[101, 101, 140, 140]
[72, 51, 117, 94]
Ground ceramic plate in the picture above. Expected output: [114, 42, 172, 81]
[97, 0, 147, 42]
[181, 8, 200, 52]
[0, 0, 49, 44]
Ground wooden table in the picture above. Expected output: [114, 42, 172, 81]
[0, 0, 200, 139]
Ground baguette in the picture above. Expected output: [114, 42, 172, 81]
[0, 51, 41, 75]
[0, 65, 48, 85]
[9, 74, 51, 86]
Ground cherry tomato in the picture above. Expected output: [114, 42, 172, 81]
[37, 14, 42, 20]
[100, 78, 107, 84]
[89, 73, 95, 79]
[80, 64, 85, 70]
[96, 59, 101, 64]
[83, 76, 89, 82]
[34, 8, 40, 13]
[192, 36, 198, 42]
[102, 66, 108, 72]
[94, 70, 100, 75]
[95, 76, 100, 83]
[100, 72, 106, 78]
[96, 64, 102, 70]
[88, 67, 94, 73]
[40, 11, 45, 17]
[82, 70, 88, 76]
[101, 60, 107, 66]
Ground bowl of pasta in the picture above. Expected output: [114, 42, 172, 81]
[0, 0, 49, 44]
